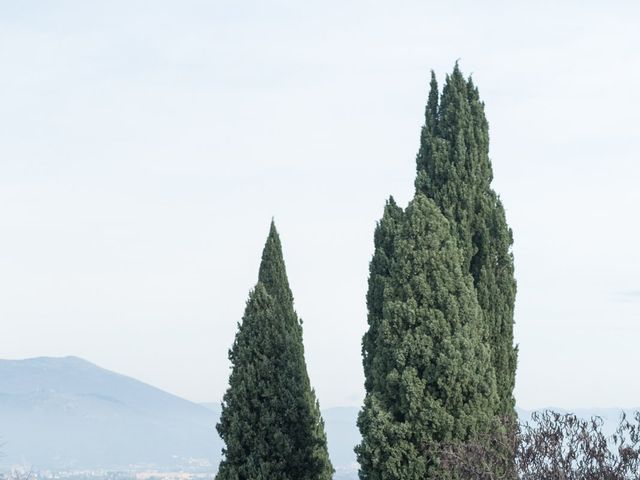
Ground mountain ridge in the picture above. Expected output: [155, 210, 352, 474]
[0, 356, 221, 470]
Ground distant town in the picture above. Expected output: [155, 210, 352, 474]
[1, 468, 215, 480]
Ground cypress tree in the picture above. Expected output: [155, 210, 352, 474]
[415, 64, 517, 416]
[216, 221, 334, 480]
[356, 194, 498, 480]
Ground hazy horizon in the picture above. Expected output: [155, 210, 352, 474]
[1, 0, 639, 411]
[4, 355, 640, 411]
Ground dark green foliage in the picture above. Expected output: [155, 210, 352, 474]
[216, 222, 334, 480]
[361, 197, 404, 394]
[358, 64, 517, 479]
[415, 64, 517, 416]
[357, 194, 499, 480]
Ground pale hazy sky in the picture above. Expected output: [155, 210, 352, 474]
[1, 0, 639, 409]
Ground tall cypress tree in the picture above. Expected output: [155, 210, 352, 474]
[216, 222, 334, 480]
[357, 194, 498, 480]
[415, 64, 517, 416]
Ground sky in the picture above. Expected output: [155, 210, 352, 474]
[1, 0, 639, 410]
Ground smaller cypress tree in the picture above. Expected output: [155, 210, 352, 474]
[216, 222, 333, 480]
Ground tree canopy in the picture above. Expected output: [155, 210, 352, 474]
[216, 222, 333, 480]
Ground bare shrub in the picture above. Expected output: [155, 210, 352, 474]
[517, 410, 640, 480]
[427, 411, 640, 480]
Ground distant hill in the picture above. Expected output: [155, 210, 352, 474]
[0, 357, 221, 470]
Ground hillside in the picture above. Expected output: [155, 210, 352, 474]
[0, 357, 221, 470]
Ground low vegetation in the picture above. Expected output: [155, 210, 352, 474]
[431, 411, 640, 480]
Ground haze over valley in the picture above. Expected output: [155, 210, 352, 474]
[1, 357, 636, 480]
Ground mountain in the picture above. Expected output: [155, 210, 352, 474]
[0, 356, 221, 470]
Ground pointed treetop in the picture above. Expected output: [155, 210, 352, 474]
[445, 61, 468, 93]
[467, 75, 476, 92]
[377, 196, 403, 238]
[387, 195, 397, 207]
[375, 196, 403, 242]
[258, 220, 293, 306]
[425, 71, 439, 134]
